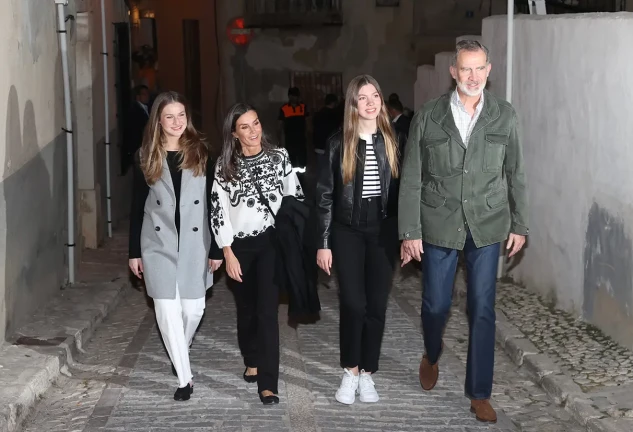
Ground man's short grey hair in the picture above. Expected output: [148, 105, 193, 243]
[451, 40, 490, 67]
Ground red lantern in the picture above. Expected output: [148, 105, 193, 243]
[226, 17, 253, 46]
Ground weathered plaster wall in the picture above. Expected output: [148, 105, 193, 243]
[218, 0, 416, 139]
[153, 0, 222, 140]
[0, 0, 71, 338]
[412, 0, 507, 65]
[0, 0, 130, 339]
[481, 14, 633, 347]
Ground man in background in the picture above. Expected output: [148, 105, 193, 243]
[279, 87, 309, 168]
[123, 85, 150, 173]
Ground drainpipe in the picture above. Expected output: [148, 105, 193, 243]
[100, 0, 113, 237]
[498, 0, 514, 279]
[55, 0, 75, 284]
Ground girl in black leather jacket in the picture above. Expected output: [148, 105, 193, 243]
[315, 74, 401, 405]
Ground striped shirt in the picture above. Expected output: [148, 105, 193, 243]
[360, 133, 381, 198]
[450, 90, 484, 147]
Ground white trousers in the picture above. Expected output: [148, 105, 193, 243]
[154, 286, 206, 388]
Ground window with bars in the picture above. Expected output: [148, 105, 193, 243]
[289, 71, 343, 112]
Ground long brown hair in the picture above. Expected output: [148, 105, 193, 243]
[342, 75, 399, 184]
[140, 91, 208, 184]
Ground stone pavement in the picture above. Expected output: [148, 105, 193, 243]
[21, 261, 586, 432]
[493, 280, 633, 432]
[0, 227, 130, 432]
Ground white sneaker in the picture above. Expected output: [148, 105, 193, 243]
[358, 370, 379, 403]
[335, 368, 359, 405]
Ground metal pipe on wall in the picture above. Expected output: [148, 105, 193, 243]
[498, 0, 515, 279]
[54, 0, 75, 284]
[100, 0, 113, 238]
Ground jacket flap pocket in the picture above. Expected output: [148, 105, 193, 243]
[485, 129, 510, 145]
[421, 187, 447, 208]
[486, 188, 508, 208]
[424, 137, 449, 148]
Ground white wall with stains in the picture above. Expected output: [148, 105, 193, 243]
[482, 13, 633, 347]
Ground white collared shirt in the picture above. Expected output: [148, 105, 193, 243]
[450, 90, 484, 147]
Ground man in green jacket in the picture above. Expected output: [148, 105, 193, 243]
[398, 40, 528, 423]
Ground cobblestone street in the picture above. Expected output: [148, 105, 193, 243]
[21, 267, 583, 432]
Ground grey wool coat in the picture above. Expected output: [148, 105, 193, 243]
[141, 163, 213, 299]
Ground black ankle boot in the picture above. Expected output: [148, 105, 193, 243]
[174, 384, 192, 401]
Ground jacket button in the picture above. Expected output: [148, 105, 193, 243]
[193, 227, 198, 232]
[194, 200, 199, 204]
[155, 226, 160, 231]
[156, 200, 161, 205]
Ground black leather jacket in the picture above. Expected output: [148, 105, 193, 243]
[316, 128, 404, 249]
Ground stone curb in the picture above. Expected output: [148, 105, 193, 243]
[0, 275, 129, 432]
[495, 309, 629, 432]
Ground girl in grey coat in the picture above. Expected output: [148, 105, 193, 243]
[128, 91, 223, 401]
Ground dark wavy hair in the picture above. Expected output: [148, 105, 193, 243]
[218, 102, 275, 182]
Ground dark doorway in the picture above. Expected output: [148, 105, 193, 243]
[182, 19, 202, 129]
[113, 22, 132, 174]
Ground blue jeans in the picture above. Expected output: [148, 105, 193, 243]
[421, 234, 500, 399]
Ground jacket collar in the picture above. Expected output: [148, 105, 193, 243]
[430, 89, 500, 148]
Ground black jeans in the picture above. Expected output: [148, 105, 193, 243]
[228, 228, 280, 394]
[331, 198, 397, 373]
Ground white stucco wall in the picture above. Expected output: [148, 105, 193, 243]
[483, 13, 633, 347]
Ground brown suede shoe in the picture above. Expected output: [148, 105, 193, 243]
[418, 355, 439, 390]
[470, 399, 497, 423]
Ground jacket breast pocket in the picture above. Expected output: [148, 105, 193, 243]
[483, 130, 509, 173]
[425, 137, 451, 177]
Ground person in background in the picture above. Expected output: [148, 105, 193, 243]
[123, 85, 151, 174]
[316, 75, 402, 405]
[128, 91, 222, 402]
[313, 93, 342, 157]
[211, 102, 304, 405]
[389, 93, 413, 119]
[387, 97, 412, 145]
[279, 87, 309, 168]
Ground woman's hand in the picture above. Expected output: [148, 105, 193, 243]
[129, 258, 144, 279]
[316, 249, 332, 275]
[224, 247, 243, 282]
[208, 259, 223, 272]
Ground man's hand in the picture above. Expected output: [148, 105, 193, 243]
[401, 239, 423, 267]
[506, 234, 526, 258]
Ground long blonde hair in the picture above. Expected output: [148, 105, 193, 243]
[140, 91, 208, 184]
[342, 75, 399, 184]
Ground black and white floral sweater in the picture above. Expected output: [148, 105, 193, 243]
[210, 147, 304, 248]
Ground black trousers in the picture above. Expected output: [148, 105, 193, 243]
[331, 198, 397, 373]
[228, 228, 280, 394]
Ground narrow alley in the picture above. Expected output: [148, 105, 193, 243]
[18, 231, 583, 432]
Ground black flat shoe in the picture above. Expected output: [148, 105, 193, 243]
[243, 368, 258, 383]
[259, 392, 279, 405]
[174, 384, 192, 401]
